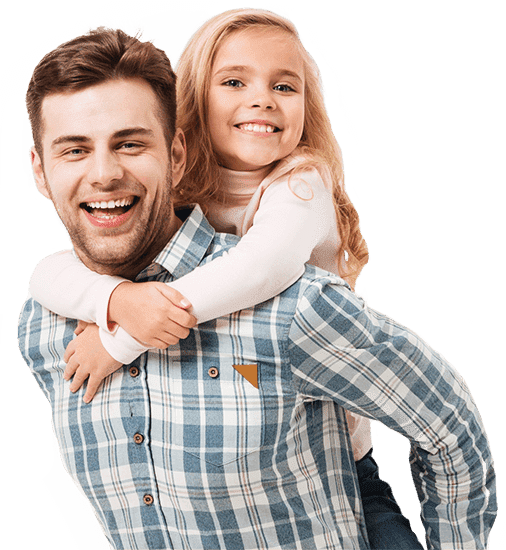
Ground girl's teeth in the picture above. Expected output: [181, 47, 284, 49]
[240, 123, 276, 133]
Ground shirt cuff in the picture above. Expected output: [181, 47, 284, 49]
[99, 326, 153, 364]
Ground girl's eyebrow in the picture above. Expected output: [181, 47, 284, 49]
[213, 65, 303, 83]
[276, 70, 303, 83]
[213, 65, 248, 76]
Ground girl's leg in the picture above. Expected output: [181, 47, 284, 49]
[356, 449, 425, 550]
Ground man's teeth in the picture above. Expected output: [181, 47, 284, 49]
[239, 123, 276, 133]
[86, 198, 134, 209]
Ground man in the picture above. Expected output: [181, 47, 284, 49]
[19, 29, 496, 550]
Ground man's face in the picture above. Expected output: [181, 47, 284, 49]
[32, 78, 186, 277]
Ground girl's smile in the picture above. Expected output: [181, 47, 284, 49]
[208, 27, 305, 171]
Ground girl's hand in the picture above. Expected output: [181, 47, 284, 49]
[64, 322, 123, 403]
[107, 281, 197, 349]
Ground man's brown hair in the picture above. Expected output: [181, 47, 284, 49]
[26, 28, 177, 156]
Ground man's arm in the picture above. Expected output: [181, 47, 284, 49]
[288, 275, 497, 550]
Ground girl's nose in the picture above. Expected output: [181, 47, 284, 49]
[250, 88, 276, 110]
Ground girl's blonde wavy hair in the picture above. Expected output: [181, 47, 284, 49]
[175, 8, 368, 288]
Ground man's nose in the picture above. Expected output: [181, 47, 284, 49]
[86, 149, 124, 186]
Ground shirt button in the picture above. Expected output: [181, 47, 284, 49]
[143, 494, 154, 506]
[129, 366, 140, 377]
[208, 367, 219, 378]
[133, 433, 144, 444]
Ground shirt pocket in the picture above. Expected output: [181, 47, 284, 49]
[170, 364, 263, 467]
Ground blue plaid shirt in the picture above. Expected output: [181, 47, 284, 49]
[18, 205, 496, 550]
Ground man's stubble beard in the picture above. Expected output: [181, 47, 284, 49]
[49, 169, 175, 279]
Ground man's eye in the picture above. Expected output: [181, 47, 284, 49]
[274, 84, 295, 93]
[223, 79, 244, 88]
[67, 148, 85, 156]
[120, 142, 140, 150]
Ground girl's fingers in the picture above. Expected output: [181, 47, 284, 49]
[163, 335, 182, 347]
[69, 368, 89, 393]
[83, 376, 102, 404]
[74, 320, 89, 335]
[64, 341, 76, 363]
[157, 285, 192, 310]
[63, 357, 79, 380]
[150, 337, 172, 350]
[147, 334, 181, 349]
[164, 320, 191, 340]
[151, 309, 194, 329]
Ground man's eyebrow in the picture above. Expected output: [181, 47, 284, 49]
[50, 135, 91, 149]
[112, 127, 156, 140]
[50, 128, 156, 150]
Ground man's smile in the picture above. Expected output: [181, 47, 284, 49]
[80, 195, 139, 227]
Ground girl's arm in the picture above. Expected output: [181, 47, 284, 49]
[29, 251, 196, 364]
[167, 166, 336, 321]
[106, 167, 334, 360]
[31, 166, 334, 365]
[29, 250, 127, 332]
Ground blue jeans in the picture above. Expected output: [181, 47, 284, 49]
[356, 449, 425, 550]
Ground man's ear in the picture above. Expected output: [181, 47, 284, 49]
[170, 128, 187, 189]
[31, 147, 51, 199]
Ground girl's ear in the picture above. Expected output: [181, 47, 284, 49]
[170, 128, 187, 189]
[31, 147, 51, 199]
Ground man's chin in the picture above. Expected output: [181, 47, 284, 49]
[73, 234, 149, 276]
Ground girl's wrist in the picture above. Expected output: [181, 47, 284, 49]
[107, 281, 134, 326]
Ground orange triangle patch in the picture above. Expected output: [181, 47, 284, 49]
[232, 364, 258, 389]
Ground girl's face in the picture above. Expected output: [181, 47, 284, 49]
[208, 28, 305, 171]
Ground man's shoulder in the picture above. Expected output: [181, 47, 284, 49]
[210, 230, 241, 248]
[288, 265, 364, 324]
[18, 297, 74, 363]
[19, 296, 44, 336]
[201, 230, 241, 263]
[292, 264, 353, 301]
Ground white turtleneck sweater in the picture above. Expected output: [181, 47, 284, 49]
[29, 151, 372, 460]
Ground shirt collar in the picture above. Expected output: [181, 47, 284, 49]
[136, 204, 215, 281]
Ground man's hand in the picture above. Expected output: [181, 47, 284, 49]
[64, 321, 123, 403]
[108, 281, 197, 348]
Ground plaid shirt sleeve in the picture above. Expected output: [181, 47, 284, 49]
[288, 274, 497, 550]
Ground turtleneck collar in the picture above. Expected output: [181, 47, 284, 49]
[218, 165, 273, 203]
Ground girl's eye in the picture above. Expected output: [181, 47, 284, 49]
[274, 84, 295, 93]
[223, 79, 244, 88]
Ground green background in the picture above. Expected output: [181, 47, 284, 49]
[0, 0, 506, 550]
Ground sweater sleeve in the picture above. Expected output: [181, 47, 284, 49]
[29, 250, 127, 332]
[28, 251, 150, 363]
[170, 167, 336, 323]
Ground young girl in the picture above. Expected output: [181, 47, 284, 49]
[30, 10, 423, 548]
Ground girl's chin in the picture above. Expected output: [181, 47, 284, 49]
[223, 156, 278, 172]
